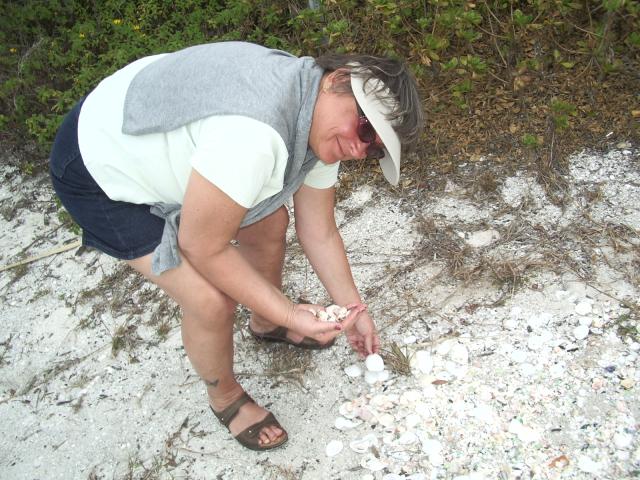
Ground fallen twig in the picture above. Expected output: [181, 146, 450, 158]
[0, 239, 81, 273]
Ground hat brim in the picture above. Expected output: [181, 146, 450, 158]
[350, 74, 401, 186]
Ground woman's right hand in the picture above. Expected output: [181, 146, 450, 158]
[286, 303, 366, 345]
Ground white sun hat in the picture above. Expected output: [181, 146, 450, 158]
[350, 73, 402, 186]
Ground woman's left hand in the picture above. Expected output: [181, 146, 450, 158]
[345, 309, 380, 358]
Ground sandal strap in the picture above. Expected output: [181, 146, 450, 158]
[210, 392, 253, 429]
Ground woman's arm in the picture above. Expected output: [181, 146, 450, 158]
[293, 183, 380, 355]
[178, 170, 348, 341]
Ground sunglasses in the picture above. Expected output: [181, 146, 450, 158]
[356, 103, 385, 160]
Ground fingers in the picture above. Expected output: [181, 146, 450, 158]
[339, 304, 367, 331]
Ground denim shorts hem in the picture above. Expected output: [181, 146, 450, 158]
[82, 235, 162, 261]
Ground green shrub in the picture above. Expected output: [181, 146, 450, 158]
[0, 0, 638, 160]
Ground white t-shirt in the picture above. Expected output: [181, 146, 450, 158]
[78, 54, 339, 209]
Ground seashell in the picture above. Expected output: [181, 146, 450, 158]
[510, 350, 528, 363]
[414, 350, 433, 374]
[338, 306, 349, 319]
[429, 452, 444, 466]
[578, 316, 593, 326]
[403, 334, 417, 344]
[613, 432, 633, 449]
[573, 325, 589, 340]
[449, 343, 469, 364]
[362, 475, 375, 480]
[383, 474, 405, 480]
[382, 432, 396, 444]
[471, 403, 495, 423]
[577, 455, 601, 473]
[344, 364, 363, 377]
[508, 419, 540, 443]
[414, 402, 431, 419]
[397, 431, 419, 445]
[334, 416, 359, 430]
[339, 401, 357, 419]
[436, 339, 456, 356]
[325, 304, 341, 317]
[377, 370, 390, 382]
[406, 474, 427, 480]
[364, 370, 381, 384]
[400, 390, 422, 405]
[357, 406, 375, 422]
[575, 301, 592, 316]
[365, 353, 385, 372]
[361, 453, 386, 472]
[325, 439, 343, 457]
[317, 311, 331, 322]
[349, 433, 378, 453]
[370, 394, 392, 410]
[421, 438, 442, 456]
[378, 413, 395, 428]
[405, 413, 421, 428]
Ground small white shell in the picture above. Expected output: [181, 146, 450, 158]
[575, 301, 592, 316]
[364, 370, 381, 384]
[397, 431, 419, 445]
[334, 416, 360, 430]
[344, 364, 363, 377]
[573, 325, 590, 340]
[338, 401, 357, 418]
[356, 406, 375, 422]
[361, 453, 386, 472]
[317, 311, 332, 322]
[325, 304, 342, 317]
[325, 439, 343, 457]
[421, 438, 442, 456]
[378, 413, 395, 428]
[405, 413, 421, 428]
[365, 353, 385, 372]
[449, 343, 469, 364]
[414, 350, 433, 374]
[349, 433, 378, 453]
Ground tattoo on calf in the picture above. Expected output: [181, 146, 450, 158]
[203, 378, 219, 388]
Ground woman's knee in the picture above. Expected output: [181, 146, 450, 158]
[239, 206, 289, 248]
[182, 286, 236, 323]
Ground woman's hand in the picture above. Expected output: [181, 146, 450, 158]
[287, 303, 366, 345]
[345, 309, 380, 358]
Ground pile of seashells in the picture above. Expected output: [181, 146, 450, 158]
[324, 340, 473, 478]
[312, 304, 350, 323]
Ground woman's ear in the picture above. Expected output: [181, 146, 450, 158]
[325, 68, 351, 93]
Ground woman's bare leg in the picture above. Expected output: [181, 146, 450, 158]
[236, 206, 304, 343]
[125, 253, 285, 446]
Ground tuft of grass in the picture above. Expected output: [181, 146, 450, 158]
[111, 323, 142, 361]
[381, 342, 413, 376]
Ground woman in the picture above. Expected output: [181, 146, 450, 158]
[49, 41, 423, 451]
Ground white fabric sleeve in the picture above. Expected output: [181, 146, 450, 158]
[189, 116, 288, 208]
[303, 159, 340, 189]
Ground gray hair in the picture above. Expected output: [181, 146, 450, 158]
[314, 53, 424, 150]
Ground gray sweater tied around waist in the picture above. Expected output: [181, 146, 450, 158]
[121, 42, 324, 274]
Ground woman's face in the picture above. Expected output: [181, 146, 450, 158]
[308, 71, 383, 164]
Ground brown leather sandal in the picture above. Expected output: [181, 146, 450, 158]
[248, 324, 335, 350]
[210, 392, 288, 451]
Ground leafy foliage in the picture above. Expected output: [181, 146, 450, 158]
[1, 0, 638, 167]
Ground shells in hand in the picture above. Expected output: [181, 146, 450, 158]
[315, 304, 349, 322]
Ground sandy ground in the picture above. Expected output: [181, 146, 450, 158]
[0, 147, 639, 480]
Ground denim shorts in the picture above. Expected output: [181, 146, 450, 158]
[49, 98, 165, 260]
